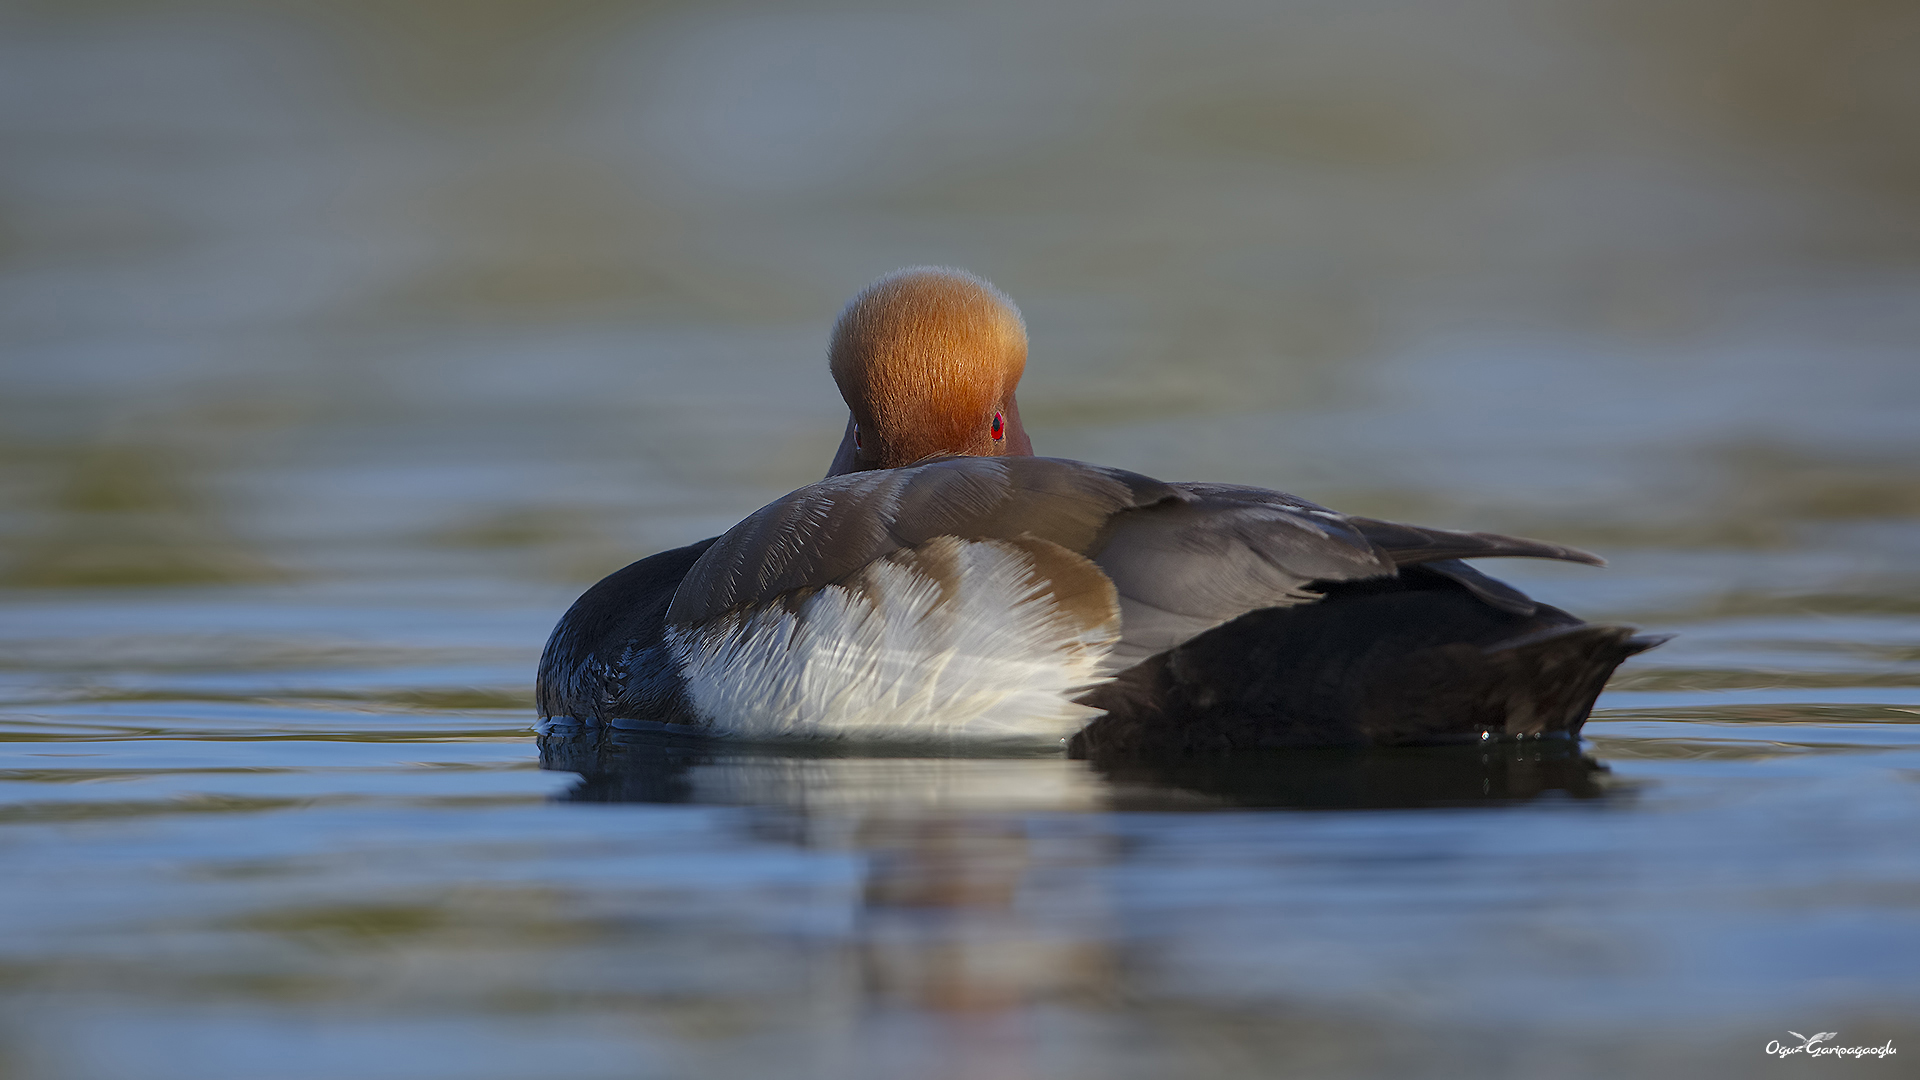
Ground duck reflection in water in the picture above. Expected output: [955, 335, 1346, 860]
[538, 727, 1614, 1078]
[538, 725, 1612, 811]
[543, 724, 1123, 1079]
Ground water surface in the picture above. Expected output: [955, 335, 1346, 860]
[2, 0, 1918, 1076]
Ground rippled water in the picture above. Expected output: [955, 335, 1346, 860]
[3, 0, 1919, 1076]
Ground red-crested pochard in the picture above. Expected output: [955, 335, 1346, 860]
[538, 268, 1663, 751]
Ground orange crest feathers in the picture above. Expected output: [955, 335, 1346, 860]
[829, 267, 1028, 469]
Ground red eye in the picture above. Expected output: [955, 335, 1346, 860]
[991, 412, 1005, 441]
[853, 424, 863, 450]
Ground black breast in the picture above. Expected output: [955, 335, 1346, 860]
[535, 537, 717, 724]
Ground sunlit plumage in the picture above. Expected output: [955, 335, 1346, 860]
[538, 267, 1663, 748]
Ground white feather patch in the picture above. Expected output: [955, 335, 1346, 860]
[666, 537, 1119, 743]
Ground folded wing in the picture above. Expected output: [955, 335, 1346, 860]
[1091, 482, 1608, 671]
[668, 458, 1606, 683]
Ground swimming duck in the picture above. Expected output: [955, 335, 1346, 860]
[537, 267, 1662, 750]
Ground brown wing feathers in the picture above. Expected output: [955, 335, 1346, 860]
[666, 455, 1605, 667]
[1344, 516, 1605, 569]
[665, 456, 1184, 627]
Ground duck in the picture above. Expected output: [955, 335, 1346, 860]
[537, 267, 1664, 752]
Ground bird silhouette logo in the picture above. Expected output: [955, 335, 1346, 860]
[1788, 1031, 1839, 1051]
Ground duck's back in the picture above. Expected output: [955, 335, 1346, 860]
[537, 456, 1657, 745]
[652, 457, 1171, 742]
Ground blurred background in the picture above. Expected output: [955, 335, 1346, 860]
[2, 1, 1919, 1078]
[2, 0, 1916, 597]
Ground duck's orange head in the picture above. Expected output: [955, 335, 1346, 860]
[825, 267, 1035, 475]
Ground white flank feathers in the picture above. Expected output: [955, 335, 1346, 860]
[666, 537, 1119, 743]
